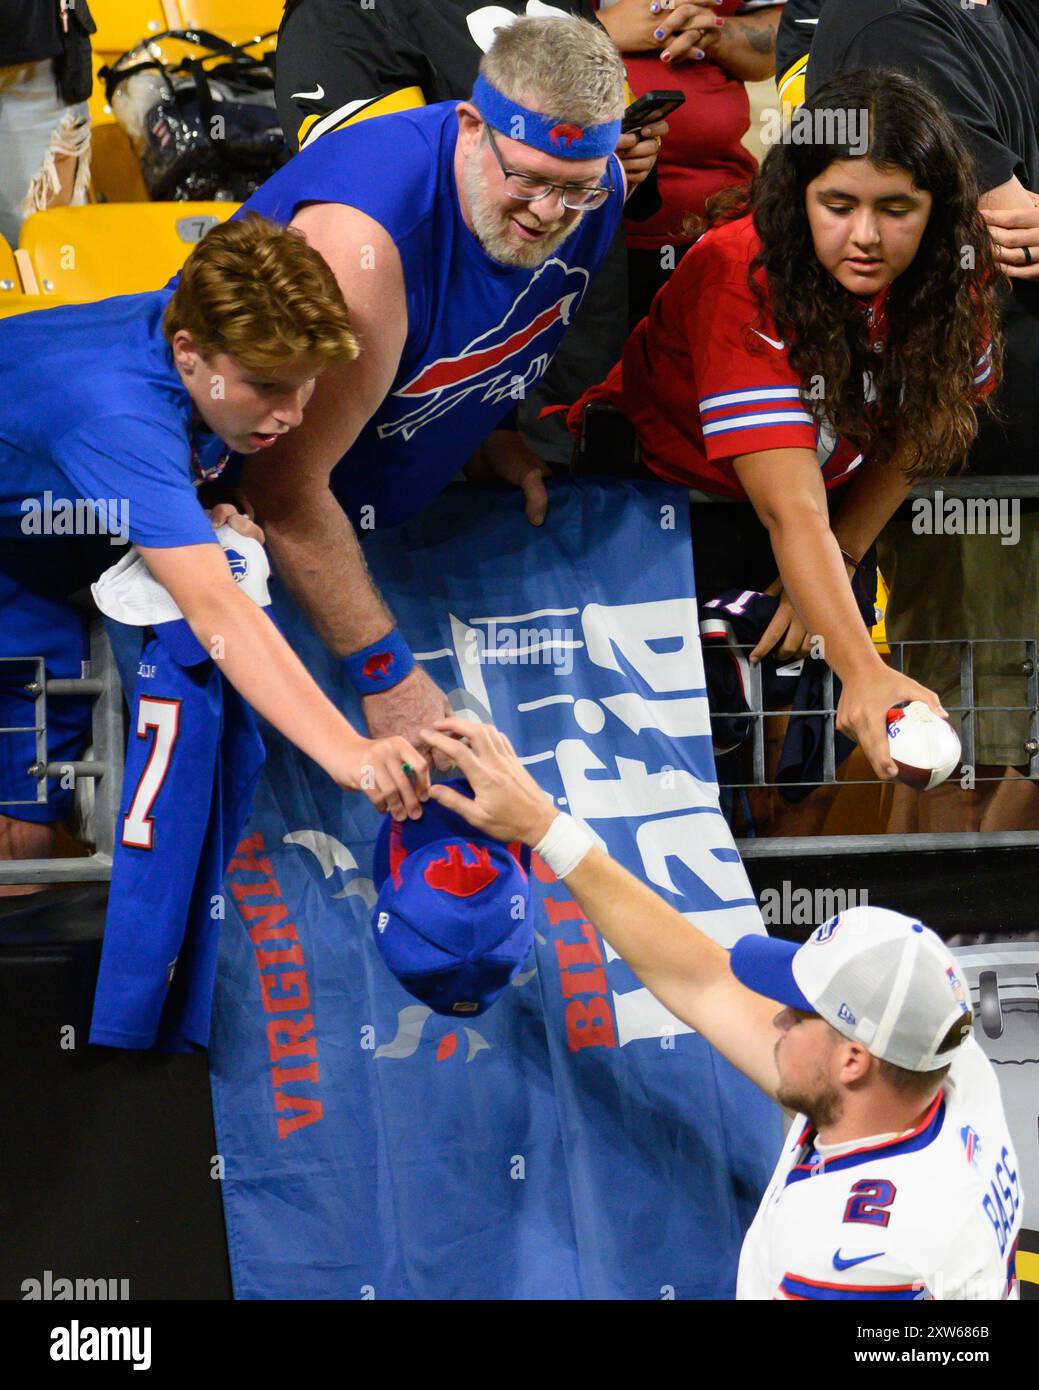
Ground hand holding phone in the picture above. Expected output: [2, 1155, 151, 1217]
[620, 89, 686, 134]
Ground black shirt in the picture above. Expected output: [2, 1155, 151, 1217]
[0, 0, 95, 71]
[807, 0, 1039, 474]
[775, 0, 823, 87]
[0, 0, 64, 65]
[808, 0, 1039, 191]
[276, 0, 602, 151]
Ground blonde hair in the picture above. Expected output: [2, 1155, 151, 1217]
[163, 212, 359, 372]
[481, 15, 626, 128]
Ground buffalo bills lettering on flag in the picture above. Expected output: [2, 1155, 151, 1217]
[209, 480, 782, 1299]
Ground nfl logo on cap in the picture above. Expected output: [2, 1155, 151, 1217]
[371, 781, 534, 1016]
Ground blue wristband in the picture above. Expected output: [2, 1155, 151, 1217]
[342, 629, 415, 695]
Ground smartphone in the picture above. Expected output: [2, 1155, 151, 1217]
[620, 89, 686, 134]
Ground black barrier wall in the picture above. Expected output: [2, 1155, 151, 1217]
[0, 886, 231, 1301]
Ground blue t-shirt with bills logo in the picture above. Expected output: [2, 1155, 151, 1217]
[237, 101, 623, 526]
[0, 290, 220, 558]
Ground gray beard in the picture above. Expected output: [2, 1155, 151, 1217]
[463, 154, 582, 270]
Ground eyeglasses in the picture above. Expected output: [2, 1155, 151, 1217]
[483, 124, 612, 212]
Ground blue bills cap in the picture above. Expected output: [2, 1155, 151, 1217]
[372, 780, 533, 1016]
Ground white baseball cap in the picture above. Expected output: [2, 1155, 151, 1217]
[92, 523, 271, 625]
[731, 906, 974, 1072]
[92, 523, 272, 666]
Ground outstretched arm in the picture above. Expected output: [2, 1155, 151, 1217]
[422, 718, 783, 1098]
[138, 539, 428, 819]
[734, 446, 946, 779]
[238, 201, 454, 761]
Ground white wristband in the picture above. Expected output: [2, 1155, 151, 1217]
[534, 812, 593, 880]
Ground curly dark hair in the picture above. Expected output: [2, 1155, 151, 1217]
[694, 69, 1003, 479]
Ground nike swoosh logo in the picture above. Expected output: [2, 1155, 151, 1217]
[833, 1249, 885, 1271]
[751, 328, 785, 351]
[291, 84, 325, 101]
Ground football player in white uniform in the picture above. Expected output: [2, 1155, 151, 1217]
[421, 718, 1024, 1300]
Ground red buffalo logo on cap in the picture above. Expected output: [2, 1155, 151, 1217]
[363, 651, 394, 680]
[388, 819, 526, 890]
[549, 122, 585, 148]
[424, 842, 499, 897]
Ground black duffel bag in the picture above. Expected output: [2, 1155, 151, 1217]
[99, 29, 290, 201]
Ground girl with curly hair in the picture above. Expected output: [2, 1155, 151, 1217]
[566, 67, 1002, 783]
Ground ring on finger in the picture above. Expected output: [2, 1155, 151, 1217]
[1023, 244, 1034, 266]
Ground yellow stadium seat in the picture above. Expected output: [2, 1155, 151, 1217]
[172, 1, 283, 45]
[88, 56, 149, 202]
[18, 202, 237, 302]
[0, 243, 72, 317]
[89, 123, 150, 203]
[0, 236, 20, 296]
[89, 0, 175, 57]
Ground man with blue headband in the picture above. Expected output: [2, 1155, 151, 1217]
[223, 16, 630, 771]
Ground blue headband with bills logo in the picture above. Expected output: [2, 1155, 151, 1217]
[471, 74, 620, 159]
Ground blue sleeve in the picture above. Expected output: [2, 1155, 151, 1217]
[51, 415, 219, 549]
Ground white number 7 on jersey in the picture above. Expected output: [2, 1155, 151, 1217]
[121, 697, 181, 851]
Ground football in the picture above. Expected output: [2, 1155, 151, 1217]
[886, 700, 962, 791]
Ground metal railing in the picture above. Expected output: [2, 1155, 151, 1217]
[2, 478, 1037, 875]
[729, 475, 1039, 856]
[719, 636, 1039, 791]
[0, 617, 124, 884]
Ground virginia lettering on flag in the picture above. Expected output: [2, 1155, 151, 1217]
[208, 480, 782, 1300]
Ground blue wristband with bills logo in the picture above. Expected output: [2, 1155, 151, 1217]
[342, 629, 415, 695]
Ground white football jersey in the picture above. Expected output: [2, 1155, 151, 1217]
[737, 1039, 1023, 1300]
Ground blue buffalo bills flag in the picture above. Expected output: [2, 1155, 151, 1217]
[208, 480, 783, 1299]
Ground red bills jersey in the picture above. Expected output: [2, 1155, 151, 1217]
[569, 213, 994, 497]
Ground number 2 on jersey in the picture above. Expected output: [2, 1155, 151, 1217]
[121, 697, 181, 850]
[843, 1179, 896, 1227]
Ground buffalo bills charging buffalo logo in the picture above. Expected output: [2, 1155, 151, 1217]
[423, 843, 499, 898]
[960, 1124, 982, 1168]
[362, 650, 394, 681]
[377, 260, 591, 440]
[224, 548, 249, 582]
[548, 122, 585, 148]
